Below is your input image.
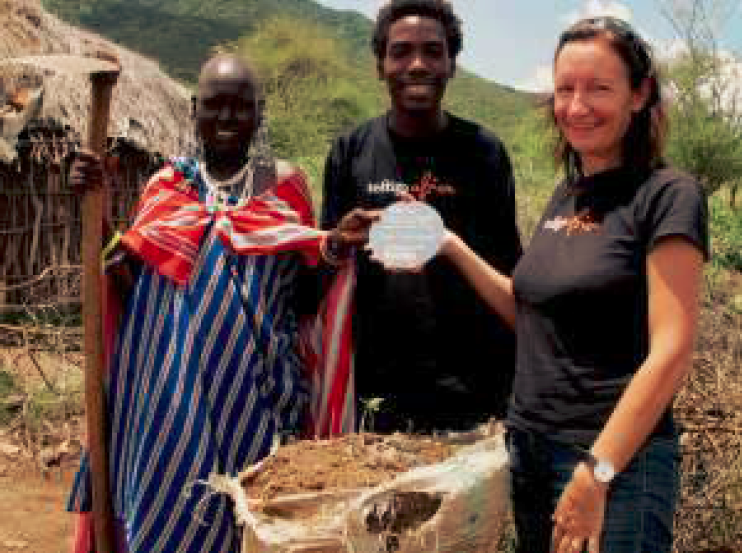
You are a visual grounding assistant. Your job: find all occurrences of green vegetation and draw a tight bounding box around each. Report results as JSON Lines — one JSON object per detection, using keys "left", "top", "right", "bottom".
{"left": 205, "top": 12, "right": 539, "bottom": 200}
{"left": 507, "top": 107, "right": 558, "bottom": 241}
{"left": 0, "top": 367, "right": 20, "bottom": 425}
{"left": 659, "top": 0, "right": 742, "bottom": 209}
{"left": 222, "top": 17, "right": 383, "bottom": 165}
{"left": 359, "top": 396, "right": 385, "bottom": 434}
{"left": 445, "top": 73, "right": 538, "bottom": 146}
{"left": 665, "top": 51, "right": 742, "bottom": 201}
{"left": 35, "top": 0, "right": 742, "bottom": 263}
{"left": 41, "top": 0, "right": 540, "bottom": 187}
{"left": 42, "top": 0, "right": 373, "bottom": 82}
{"left": 709, "top": 194, "right": 742, "bottom": 272}
{"left": 26, "top": 386, "right": 83, "bottom": 424}
{"left": 6, "top": 5, "right": 742, "bottom": 549}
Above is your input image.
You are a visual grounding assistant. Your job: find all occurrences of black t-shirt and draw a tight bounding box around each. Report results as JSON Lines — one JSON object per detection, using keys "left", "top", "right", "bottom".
{"left": 509, "top": 165, "right": 709, "bottom": 445}
{"left": 321, "top": 113, "right": 522, "bottom": 429}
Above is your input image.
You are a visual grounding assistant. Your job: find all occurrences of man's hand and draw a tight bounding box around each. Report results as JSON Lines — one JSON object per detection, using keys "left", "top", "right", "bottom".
{"left": 70, "top": 149, "right": 104, "bottom": 195}
{"left": 327, "top": 208, "right": 382, "bottom": 260}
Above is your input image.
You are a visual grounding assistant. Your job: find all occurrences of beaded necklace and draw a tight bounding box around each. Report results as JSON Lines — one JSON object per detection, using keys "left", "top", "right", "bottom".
{"left": 200, "top": 160, "right": 255, "bottom": 211}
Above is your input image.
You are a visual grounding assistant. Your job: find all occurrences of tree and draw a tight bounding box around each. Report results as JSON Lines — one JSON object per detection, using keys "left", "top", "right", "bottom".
{"left": 660, "top": 0, "right": 742, "bottom": 207}
{"left": 216, "top": 16, "right": 381, "bottom": 167}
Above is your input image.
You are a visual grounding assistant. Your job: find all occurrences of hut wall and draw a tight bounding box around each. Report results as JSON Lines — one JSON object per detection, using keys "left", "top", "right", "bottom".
{"left": 0, "top": 141, "right": 159, "bottom": 317}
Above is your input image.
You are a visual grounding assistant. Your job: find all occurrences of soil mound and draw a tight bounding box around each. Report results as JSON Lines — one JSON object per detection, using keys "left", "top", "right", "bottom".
{"left": 245, "top": 433, "right": 457, "bottom": 502}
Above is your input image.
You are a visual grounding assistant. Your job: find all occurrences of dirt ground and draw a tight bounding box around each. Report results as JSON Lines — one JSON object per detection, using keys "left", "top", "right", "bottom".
{"left": 2, "top": 337, "right": 741, "bottom": 553}
{"left": 0, "top": 433, "right": 463, "bottom": 553}
{"left": 0, "top": 345, "right": 83, "bottom": 553}
{"left": 0, "top": 457, "right": 78, "bottom": 553}
{"left": 0, "top": 344, "right": 484, "bottom": 552}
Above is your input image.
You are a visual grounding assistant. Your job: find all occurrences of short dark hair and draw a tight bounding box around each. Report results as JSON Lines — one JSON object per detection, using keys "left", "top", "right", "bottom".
{"left": 548, "top": 16, "right": 667, "bottom": 180}
{"left": 372, "top": 0, "right": 463, "bottom": 62}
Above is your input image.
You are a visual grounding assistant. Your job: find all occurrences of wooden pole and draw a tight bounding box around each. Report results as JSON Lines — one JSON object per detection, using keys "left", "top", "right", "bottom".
{"left": 83, "top": 68, "right": 119, "bottom": 553}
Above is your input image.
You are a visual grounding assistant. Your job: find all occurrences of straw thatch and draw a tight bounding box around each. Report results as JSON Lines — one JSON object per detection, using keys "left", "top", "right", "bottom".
{"left": 0, "top": 0, "right": 197, "bottom": 314}
{"left": 0, "top": 0, "right": 195, "bottom": 161}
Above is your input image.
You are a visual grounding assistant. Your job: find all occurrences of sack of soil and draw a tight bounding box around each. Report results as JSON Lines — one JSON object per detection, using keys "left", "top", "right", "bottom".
{"left": 207, "top": 426, "right": 510, "bottom": 552}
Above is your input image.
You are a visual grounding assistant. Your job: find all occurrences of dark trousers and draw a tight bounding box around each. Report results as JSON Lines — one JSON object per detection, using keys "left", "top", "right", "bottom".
{"left": 506, "top": 427, "right": 680, "bottom": 553}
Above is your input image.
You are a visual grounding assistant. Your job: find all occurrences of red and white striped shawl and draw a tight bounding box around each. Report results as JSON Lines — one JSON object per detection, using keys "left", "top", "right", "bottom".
{"left": 116, "top": 161, "right": 356, "bottom": 437}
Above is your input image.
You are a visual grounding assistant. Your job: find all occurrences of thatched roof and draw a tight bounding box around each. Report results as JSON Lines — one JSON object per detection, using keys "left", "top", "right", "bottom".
{"left": 0, "top": 0, "right": 195, "bottom": 162}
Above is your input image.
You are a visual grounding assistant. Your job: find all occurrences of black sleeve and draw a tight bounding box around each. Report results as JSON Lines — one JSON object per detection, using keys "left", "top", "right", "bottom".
{"left": 475, "top": 138, "right": 523, "bottom": 274}
{"left": 293, "top": 262, "right": 323, "bottom": 316}
{"left": 320, "top": 137, "right": 355, "bottom": 231}
{"left": 641, "top": 171, "right": 710, "bottom": 261}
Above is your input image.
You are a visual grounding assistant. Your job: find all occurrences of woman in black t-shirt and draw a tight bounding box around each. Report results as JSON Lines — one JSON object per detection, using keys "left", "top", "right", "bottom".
{"left": 437, "top": 17, "right": 707, "bottom": 553}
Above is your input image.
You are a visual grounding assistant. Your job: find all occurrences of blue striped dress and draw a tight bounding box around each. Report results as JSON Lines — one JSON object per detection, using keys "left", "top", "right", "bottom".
{"left": 69, "top": 166, "right": 309, "bottom": 552}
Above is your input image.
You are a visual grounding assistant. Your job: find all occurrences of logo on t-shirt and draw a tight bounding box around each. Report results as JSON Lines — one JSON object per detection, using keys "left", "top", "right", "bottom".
{"left": 365, "top": 172, "right": 456, "bottom": 202}
{"left": 409, "top": 171, "right": 456, "bottom": 201}
{"left": 367, "top": 180, "right": 409, "bottom": 194}
{"left": 543, "top": 208, "right": 601, "bottom": 235}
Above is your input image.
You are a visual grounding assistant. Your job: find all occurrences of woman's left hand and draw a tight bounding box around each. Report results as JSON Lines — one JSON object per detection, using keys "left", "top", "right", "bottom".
{"left": 551, "top": 462, "right": 607, "bottom": 553}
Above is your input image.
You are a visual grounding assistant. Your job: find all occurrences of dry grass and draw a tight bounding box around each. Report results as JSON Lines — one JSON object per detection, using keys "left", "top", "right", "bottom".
{"left": 674, "top": 269, "right": 742, "bottom": 553}
{"left": 0, "top": 267, "right": 739, "bottom": 552}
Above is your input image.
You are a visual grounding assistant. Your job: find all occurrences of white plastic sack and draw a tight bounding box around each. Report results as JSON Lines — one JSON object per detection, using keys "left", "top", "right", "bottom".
{"left": 345, "top": 435, "right": 511, "bottom": 552}
{"left": 213, "top": 432, "right": 510, "bottom": 552}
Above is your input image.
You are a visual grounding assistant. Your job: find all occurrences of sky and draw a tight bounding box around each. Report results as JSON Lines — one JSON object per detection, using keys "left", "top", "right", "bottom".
{"left": 314, "top": 0, "right": 742, "bottom": 92}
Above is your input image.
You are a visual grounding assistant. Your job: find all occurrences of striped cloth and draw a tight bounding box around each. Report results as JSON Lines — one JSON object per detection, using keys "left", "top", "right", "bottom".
{"left": 300, "top": 261, "right": 357, "bottom": 438}
{"left": 117, "top": 160, "right": 323, "bottom": 284}
{"left": 68, "top": 158, "right": 356, "bottom": 552}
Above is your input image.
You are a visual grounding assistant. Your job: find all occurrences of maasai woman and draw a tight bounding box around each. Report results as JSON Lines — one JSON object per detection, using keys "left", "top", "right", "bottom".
{"left": 67, "top": 54, "right": 376, "bottom": 553}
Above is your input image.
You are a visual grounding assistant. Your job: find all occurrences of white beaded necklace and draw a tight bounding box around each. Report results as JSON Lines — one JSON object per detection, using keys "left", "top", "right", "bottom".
{"left": 200, "top": 160, "right": 255, "bottom": 209}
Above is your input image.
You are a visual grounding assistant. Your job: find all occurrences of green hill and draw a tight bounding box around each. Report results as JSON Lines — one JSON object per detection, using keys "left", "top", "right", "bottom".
{"left": 41, "top": 0, "right": 538, "bottom": 137}
{"left": 41, "top": 0, "right": 377, "bottom": 82}
{"left": 41, "top": 0, "right": 546, "bottom": 198}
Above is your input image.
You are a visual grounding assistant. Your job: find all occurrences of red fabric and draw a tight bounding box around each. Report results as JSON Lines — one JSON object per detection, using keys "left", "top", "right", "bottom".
{"left": 71, "top": 162, "right": 356, "bottom": 552}
{"left": 119, "top": 164, "right": 324, "bottom": 286}
{"left": 72, "top": 513, "right": 93, "bottom": 553}
{"left": 71, "top": 270, "right": 125, "bottom": 553}
{"left": 300, "top": 263, "right": 357, "bottom": 438}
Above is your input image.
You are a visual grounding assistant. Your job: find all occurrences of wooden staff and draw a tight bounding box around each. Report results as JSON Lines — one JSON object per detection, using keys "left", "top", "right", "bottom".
{"left": 0, "top": 53, "right": 122, "bottom": 552}
{"left": 83, "top": 65, "right": 120, "bottom": 553}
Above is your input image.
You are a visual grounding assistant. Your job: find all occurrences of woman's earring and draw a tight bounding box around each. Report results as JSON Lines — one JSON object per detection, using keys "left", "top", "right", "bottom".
{"left": 187, "top": 128, "right": 203, "bottom": 160}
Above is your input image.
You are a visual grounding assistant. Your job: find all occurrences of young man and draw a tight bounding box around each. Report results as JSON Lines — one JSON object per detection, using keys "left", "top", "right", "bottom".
{"left": 321, "top": 0, "right": 522, "bottom": 432}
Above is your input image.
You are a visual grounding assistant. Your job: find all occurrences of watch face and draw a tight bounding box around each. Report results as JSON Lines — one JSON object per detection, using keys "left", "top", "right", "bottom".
{"left": 594, "top": 459, "right": 616, "bottom": 483}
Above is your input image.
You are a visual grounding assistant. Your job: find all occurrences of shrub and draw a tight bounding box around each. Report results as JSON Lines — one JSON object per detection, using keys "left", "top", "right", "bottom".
{"left": 0, "top": 367, "right": 21, "bottom": 425}
{"left": 709, "top": 194, "right": 742, "bottom": 272}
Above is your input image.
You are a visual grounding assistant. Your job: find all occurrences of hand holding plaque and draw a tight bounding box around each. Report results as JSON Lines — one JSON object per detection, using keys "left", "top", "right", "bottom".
{"left": 368, "top": 201, "right": 445, "bottom": 270}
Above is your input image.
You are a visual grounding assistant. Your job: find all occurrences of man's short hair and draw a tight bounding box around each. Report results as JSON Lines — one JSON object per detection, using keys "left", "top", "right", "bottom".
{"left": 372, "top": 0, "right": 463, "bottom": 61}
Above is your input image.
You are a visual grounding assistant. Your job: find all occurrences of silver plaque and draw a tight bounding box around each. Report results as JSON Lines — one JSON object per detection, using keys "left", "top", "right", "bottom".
{"left": 368, "top": 201, "right": 445, "bottom": 269}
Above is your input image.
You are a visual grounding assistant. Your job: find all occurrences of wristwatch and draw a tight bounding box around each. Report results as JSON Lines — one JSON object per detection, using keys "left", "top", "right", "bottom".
{"left": 586, "top": 454, "right": 617, "bottom": 484}
{"left": 568, "top": 443, "right": 618, "bottom": 484}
